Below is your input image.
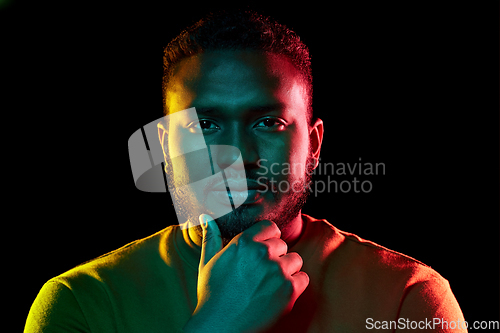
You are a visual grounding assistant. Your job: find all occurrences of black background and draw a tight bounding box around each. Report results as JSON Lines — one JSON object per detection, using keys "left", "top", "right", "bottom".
{"left": 5, "top": 1, "right": 498, "bottom": 331}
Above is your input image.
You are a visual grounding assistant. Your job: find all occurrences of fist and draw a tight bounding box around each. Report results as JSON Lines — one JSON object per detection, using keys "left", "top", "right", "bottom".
{"left": 184, "top": 216, "right": 309, "bottom": 333}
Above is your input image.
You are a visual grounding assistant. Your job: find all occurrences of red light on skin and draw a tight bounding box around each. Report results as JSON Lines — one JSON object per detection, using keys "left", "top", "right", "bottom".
{"left": 163, "top": 49, "right": 322, "bottom": 246}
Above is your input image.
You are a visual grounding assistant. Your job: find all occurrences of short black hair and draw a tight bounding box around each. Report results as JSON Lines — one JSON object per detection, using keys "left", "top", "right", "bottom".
{"left": 162, "top": 9, "right": 313, "bottom": 123}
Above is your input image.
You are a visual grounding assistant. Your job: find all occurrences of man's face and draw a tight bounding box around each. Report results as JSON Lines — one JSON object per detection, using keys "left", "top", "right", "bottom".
{"left": 161, "top": 50, "right": 321, "bottom": 243}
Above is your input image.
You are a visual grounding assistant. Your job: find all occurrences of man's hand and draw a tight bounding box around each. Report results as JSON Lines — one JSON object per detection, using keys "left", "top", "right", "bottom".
{"left": 183, "top": 214, "right": 309, "bottom": 333}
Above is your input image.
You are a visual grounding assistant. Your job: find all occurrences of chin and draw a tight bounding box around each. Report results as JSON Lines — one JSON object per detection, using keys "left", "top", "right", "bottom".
{"left": 214, "top": 205, "right": 265, "bottom": 239}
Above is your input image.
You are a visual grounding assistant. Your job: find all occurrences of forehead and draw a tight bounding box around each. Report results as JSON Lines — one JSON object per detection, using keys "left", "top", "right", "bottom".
{"left": 165, "top": 50, "right": 308, "bottom": 115}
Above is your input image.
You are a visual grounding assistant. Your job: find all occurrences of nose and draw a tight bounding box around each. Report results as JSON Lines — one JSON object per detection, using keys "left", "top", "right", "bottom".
{"left": 211, "top": 126, "right": 258, "bottom": 171}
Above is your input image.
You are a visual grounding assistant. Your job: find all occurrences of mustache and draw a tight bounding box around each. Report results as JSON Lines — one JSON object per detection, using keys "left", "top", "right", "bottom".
{"left": 203, "top": 169, "right": 271, "bottom": 194}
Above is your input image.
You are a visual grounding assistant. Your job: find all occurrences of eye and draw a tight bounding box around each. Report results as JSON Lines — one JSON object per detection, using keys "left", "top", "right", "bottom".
{"left": 254, "top": 118, "right": 286, "bottom": 131}
{"left": 187, "top": 120, "right": 220, "bottom": 134}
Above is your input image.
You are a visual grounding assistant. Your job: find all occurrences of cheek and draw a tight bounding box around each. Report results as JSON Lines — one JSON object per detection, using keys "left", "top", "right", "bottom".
{"left": 167, "top": 111, "right": 207, "bottom": 159}
{"left": 259, "top": 130, "right": 310, "bottom": 179}
{"left": 169, "top": 149, "right": 213, "bottom": 187}
{"left": 286, "top": 123, "right": 311, "bottom": 176}
{"left": 167, "top": 125, "right": 211, "bottom": 186}
{"left": 288, "top": 139, "right": 309, "bottom": 177}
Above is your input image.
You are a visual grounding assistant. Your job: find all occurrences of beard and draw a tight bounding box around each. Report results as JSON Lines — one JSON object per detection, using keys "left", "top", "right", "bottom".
{"left": 213, "top": 158, "right": 313, "bottom": 244}
{"left": 165, "top": 153, "right": 314, "bottom": 246}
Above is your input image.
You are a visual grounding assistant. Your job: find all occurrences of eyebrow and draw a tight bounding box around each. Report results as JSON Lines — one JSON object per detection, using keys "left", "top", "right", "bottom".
{"left": 195, "top": 103, "right": 285, "bottom": 115}
{"left": 248, "top": 103, "right": 285, "bottom": 113}
{"left": 194, "top": 107, "right": 217, "bottom": 114}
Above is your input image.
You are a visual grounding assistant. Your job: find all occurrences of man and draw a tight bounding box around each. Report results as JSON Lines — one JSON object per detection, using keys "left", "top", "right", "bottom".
{"left": 26, "top": 10, "right": 466, "bottom": 332}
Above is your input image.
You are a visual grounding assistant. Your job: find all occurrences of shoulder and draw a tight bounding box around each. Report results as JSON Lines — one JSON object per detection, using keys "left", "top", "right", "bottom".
{"left": 301, "top": 213, "right": 448, "bottom": 288}
{"left": 301, "top": 214, "right": 464, "bottom": 322}
{"left": 47, "top": 225, "right": 179, "bottom": 292}
{"left": 25, "top": 279, "right": 92, "bottom": 332}
{"left": 26, "top": 226, "right": 180, "bottom": 332}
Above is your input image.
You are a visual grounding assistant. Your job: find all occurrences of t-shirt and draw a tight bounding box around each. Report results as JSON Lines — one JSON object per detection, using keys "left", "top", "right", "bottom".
{"left": 25, "top": 214, "right": 466, "bottom": 332}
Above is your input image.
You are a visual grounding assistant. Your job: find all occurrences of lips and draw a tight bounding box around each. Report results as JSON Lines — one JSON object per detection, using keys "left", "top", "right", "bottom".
{"left": 210, "top": 179, "right": 266, "bottom": 191}
{"left": 207, "top": 178, "right": 266, "bottom": 206}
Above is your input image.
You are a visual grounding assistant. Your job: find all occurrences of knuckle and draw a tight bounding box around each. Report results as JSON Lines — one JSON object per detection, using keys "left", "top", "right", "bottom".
{"left": 272, "top": 223, "right": 282, "bottom": 237}
{"left": 296, "top": 271, "right": 310, "bottom": 290}
{"left": 238, "top": 232, "right": 252, "bottom": 246}
{"left": 285, "top": 252, "right": 302, "bottom": 266}
{"left": 261, "top": 219, "right": 279, "bottom": 232}
{"left": 260, "top": 219, "right": 274, "bottom": 227}
{"left": 277, "top": 238, "right": 288, "bottom": 253}
{"left": 256, "top": 242, "right": 270, "bottom": 258}
{"left": 291, "top": 252, "right": 303, "bottom": 265}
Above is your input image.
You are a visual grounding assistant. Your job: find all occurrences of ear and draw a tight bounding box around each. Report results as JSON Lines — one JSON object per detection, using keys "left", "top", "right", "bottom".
{"left": 157, "top": 121, "right": 168, "bottom": 162}
{"left": 309, "top": 118, "right": 324, "bottom": 169}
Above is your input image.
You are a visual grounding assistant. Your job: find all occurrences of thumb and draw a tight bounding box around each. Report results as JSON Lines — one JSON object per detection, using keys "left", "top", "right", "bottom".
{"left": 199, "top": 214, "right": 223, "bottom": 270}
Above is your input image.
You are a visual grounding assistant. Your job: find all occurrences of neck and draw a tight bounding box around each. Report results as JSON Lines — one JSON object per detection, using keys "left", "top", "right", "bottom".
{"left": 187, "top": 212, "right": 305, "bottom": 249}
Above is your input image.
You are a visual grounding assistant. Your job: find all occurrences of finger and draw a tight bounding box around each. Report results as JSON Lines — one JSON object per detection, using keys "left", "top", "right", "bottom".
{"left": 289, "top": 271, "right": 310, "bottom": 308}
{"left": 248, "top": 220, "right": 281, "bottom": 242}
{"left": 276, "top": 252, "right": 304, "bottom": 277}
{"left": 291, "top": 271, "right": 309, "bottom": 297}
{"left": 262, "top": 237, "right": 288, "bottom": 259}
{"left": 199, "top": 214, "right": 223, "bottom": 271}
